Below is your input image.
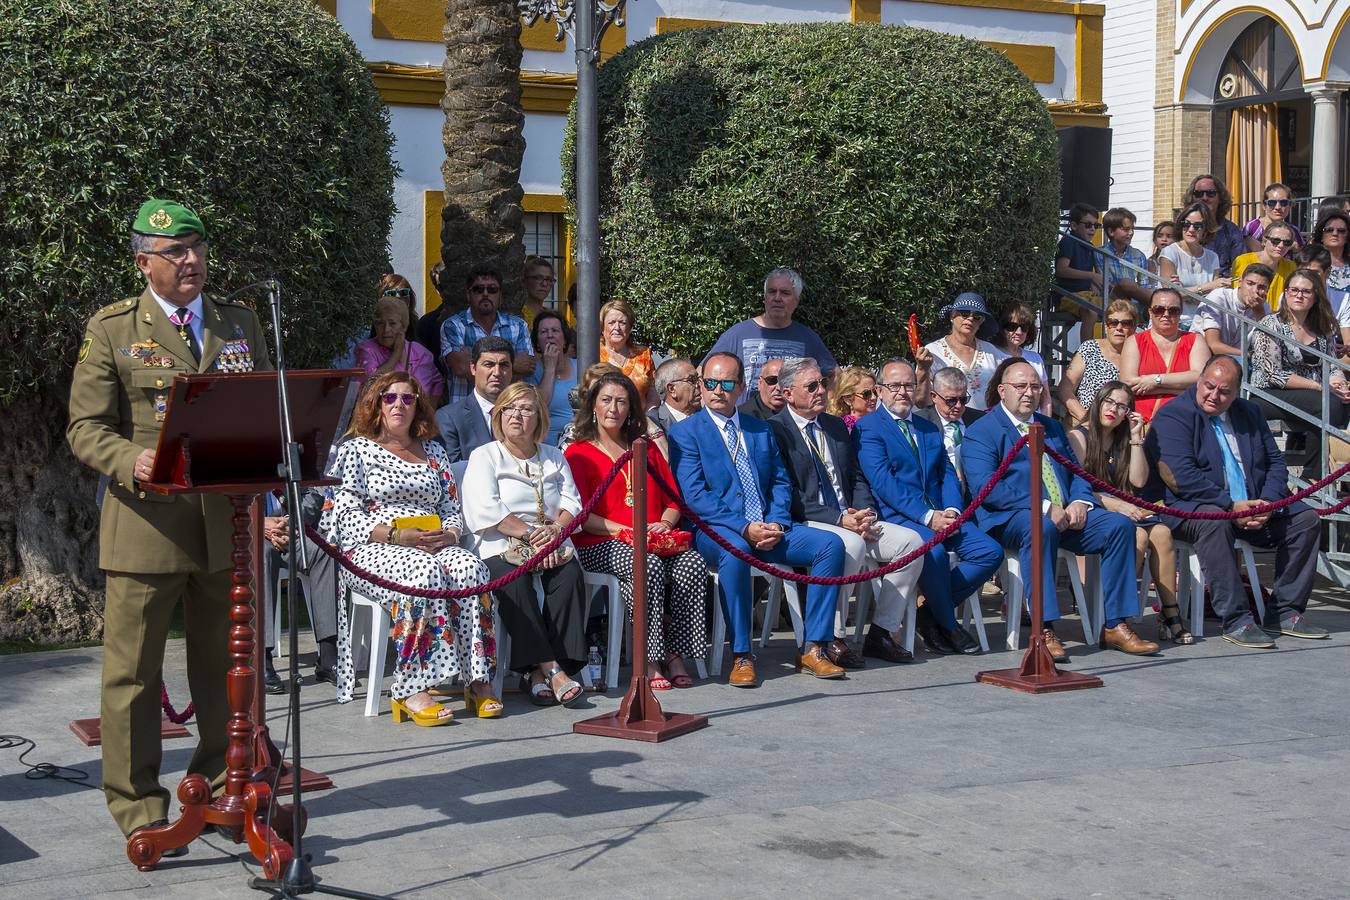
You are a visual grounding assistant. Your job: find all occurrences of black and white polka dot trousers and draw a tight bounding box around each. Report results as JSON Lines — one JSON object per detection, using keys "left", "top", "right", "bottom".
{"left": 576, "top": 540, "right": 710, "bottom": 662}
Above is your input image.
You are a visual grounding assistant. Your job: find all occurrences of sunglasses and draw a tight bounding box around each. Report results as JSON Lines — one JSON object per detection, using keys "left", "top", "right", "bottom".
{"left": 702, "top": 377, "right": 738, "bottom": 392}
{"left": 381, "top": 392, "right": 418, "bottom": 406}
{"left": 1150, "top": 305, "right": 1181, "bottom": 316}
{"left": 1002, "top": 321, "right": 1029, "bottom": 332}
{"left": 1265, "top": 198, "right": 1290, "bottom": 208}
{"left": 1076, "top": 221, "right": 1100, "bottom": 231}
{"left": 951, "top": 310, "right": 985, "bottom": 320}
{"left": 470, "top": 284, "right": 501, "bottom": 295}
{"left": 937, "top": 394, "right": 969, "bottom": 406}
{"left": 1180, "top": 220, "right": 1205, "bottom": 231}
{"left": 1323, "top": 226, "right": 1349, "bottom": 236}
{"left": 853, "top": 389, "right": 876, "bottom": 401}
{"left": 1106, "top": 318, "right": 1135, "bottom": 328}
{"left": 1265, "top": 236, "right": 1294, "bottom": 247}
{"left": 800, "top": 379, "right": 826, "bottom": 393}
{"left": 761, "top": 374, "right": 780, "bottom": 386}
{"left": 1193, "top": 189, "right": 1218, "bottom": 198}
{"left": 382, "top": 287, "right": 412, "bottom": 298}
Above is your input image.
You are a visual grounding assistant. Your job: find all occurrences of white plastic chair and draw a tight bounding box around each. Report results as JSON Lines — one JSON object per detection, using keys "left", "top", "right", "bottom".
{"left": 346, "top": 587, "right": 392, "bottom": 718}
{"left": 708, "top": 571, "right": 800, "bottom": 676}
{"left": 1000, "top": 548, "right": 1100, "bottom": 650}
{"left": 270, "top": 565, "right": 313, "bottom": 652}
{"left": 582, "top": 567, "right": 709, "bottom": 689}
{"left": 492, "top": 575, "right": 597, "bottom": 699}
{"left": 1174, "top": 539, "right": 1266, "bottom": 639}
{"left": 849, "top": 580, "right": 919, "bottom": 655}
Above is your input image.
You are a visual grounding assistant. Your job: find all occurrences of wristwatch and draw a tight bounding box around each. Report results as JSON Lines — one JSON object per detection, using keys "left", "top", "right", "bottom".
{"left": 1153, "top": 374, "right": 1163, "bottom": 386}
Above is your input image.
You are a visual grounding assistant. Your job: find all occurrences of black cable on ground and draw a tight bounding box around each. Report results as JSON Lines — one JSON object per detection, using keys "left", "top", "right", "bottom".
{"left": 0, "top": 734, "right": 93, "bottom": 786}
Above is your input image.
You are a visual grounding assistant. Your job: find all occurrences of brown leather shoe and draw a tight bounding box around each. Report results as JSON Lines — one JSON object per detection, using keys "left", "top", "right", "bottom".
{"left": 797, "top": 644, "right": 846, "bottom": 679}
{"left": 1100, "top": 622, "right": 1161, "bottom": 656}
{"left": 824, "top": 638, "right": 866, "bottom": 669}
{"left": 1041, "top": 628, "right": 1069, "bottom": 662}
{"left": 728, "top": 655, "right": 758, "bottom": 688}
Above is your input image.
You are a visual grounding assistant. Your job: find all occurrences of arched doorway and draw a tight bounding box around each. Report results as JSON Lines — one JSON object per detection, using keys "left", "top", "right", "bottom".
{"left": 1211, "top": 18, "right": 1307, "bottom": 221}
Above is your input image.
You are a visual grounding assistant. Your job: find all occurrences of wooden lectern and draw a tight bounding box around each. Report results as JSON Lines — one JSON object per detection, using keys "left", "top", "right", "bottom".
{"left": 124, "top": 369, "right": 356, "bottom": 878}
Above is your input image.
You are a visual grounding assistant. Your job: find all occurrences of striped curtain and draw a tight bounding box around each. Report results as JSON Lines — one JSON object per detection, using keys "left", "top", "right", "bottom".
{"left": 1225, "top": 103, "right": 1282, "bottom": 211}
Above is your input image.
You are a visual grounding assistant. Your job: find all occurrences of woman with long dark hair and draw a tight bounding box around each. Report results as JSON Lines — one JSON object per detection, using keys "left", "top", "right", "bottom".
{"left": 1067, "top": 381, "right": 1189, "bottom": 644}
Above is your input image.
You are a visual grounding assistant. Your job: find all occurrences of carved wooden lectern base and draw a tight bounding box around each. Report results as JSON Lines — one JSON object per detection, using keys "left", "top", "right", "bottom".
{"left": 126, "top": 496, "right": 302, "bottom": 878}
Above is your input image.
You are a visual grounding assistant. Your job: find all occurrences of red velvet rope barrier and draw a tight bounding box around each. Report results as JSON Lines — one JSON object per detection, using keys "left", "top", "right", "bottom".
{"left": 644, "top": 436, "right": 1029, "bottom": 586}
{"left": 302, "top": 448, "right": 634, "bottom": 600}
{"left": 161, "top": 682, "right": 193, "bottom": 724}
{"left": 1042, "top": 445, "right": 1350, "bottom": 519}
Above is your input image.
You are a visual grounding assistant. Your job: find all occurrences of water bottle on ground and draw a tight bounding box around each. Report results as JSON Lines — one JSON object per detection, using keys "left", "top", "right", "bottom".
{"left": 586, "top": 645, "right": 603, "bottom": 685}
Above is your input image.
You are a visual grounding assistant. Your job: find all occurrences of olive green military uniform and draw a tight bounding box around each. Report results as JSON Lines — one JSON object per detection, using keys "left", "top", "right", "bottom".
{"left": 67, "top": 286, "right": 272, "bottom": 837}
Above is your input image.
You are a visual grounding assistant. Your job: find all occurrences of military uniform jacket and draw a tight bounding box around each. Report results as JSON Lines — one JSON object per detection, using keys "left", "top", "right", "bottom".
{"left": 67, "top": 288, "right": 273, "bottom": 573}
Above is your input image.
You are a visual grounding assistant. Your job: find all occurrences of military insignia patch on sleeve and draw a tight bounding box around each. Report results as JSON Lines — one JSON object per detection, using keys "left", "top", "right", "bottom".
{"left": 78, "top": 337, "right": 92, "bottom": 364}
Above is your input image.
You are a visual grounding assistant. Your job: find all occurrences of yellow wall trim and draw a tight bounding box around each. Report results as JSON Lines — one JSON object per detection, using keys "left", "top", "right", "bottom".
{"left": 897, "top": 0, "right": 1103, "bottom": 18}
{"left": 851, "top": 0, "right": 882, "bottom": 23}
{"left": 1075, "top": 12, "right": 1103, "bottom": 104}
{"left": 521, "top": 72, "right": 578, "bottom": 112}
{"left": 985, "top": 41, "right": 1057, "bottom": 84}
{"left": 523, "top": 193, "right": 566, "bottom": 214}
{"left": 655, "top": 16, "right": 749, "bottom": 34}
{"left": 313, "top": 0, "right": 335, "bottom": 14}
{"left": 369, "top": 63, "right": 580, "bottom": 111}
{"left": 520, "top": 19, "right": 567, "bottom": 53}
{"left": 423, "top": 190, "right": 444, "bottom": 312}
{"left": 374, "top": 0, "right": 623, "bottom": 55}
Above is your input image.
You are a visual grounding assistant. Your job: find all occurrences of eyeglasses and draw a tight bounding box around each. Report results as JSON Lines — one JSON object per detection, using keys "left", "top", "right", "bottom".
{"left": 853, "top": 389, "right": 876, "bottom": 402}
{"left": 1150, "top": 305, "right": 1182, "bottom": 316}
{"left": 501, "top": 405, "right": 538, "bottom": 419}
{"left": 878, "top": 381, "right": 916, "bottom": 393}
{"left": 1180, "top": 220, "right": 1205, "bottom": 231}
{"left": 951, "top": 310, "right": 985, "bottom": 320}
{"left": 800, "top": 379, "right": 826, "bottom": 393}
{"left": 702, "top": 377, "right": 738, "bottom": 392}
{"left": 1106, "top": 318, "right": 1135, "bottom": 328}
{"left": 381, "top": 392, "right": 418, "bottom": 406}
{"left": 674, "top": 374, "right": 700, "bottom": 386}
{"left": 937, "top": 394, "right": 969, "bottom": 406}
{"left": 1100, "top": 398, "right": 1130, "bottom": 413}
{"left": 1004, "top": 382, "right": 1043, "bottom": 394}
{"left": 1001, "top": 321, "right": 1029, "bottom": 332}
{"left": 1265, "top": 236, "right": 1294, "bottom": 247}
{"left": 382, "top": 287, "right": 412, "bottom": 298}
{"left": 1265, "top": 198, "right": 1291, "bottom": 208}
{"left": 1323, "top": 226, "right": 1349, "bottom": 236}
{"left": 1193, "top": 189, "right": 1218, "bottom": 198}
{"left": 141, "top": 240, "right": 209, "bottom": 263}
{"left": 470, "top": 284, "right": 501, "bottom": 295}
{"left": 1076, "top": 221, "right": 1100, "bottom": 231}
{"left": 1284, "top": 286, "right": 1314, "bottom": 297}
{"left": 761, "top": 374, "right": 780, "bottom": 386}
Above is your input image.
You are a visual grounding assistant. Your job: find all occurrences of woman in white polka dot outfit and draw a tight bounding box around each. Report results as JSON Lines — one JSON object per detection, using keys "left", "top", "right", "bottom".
{"left": 325, "top": 371, "right": 500, "bottom": 726}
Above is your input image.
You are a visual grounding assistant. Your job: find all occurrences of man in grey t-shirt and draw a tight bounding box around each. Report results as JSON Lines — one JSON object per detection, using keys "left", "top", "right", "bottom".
{"left": 1192, "top": 264, "right": 1272, "bottom": 357}
{"left": 706, "top": 267, "right": 838, "bottom": 399}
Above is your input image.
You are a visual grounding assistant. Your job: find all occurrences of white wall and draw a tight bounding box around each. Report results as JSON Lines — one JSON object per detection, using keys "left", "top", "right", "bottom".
{"left": 1102, "top": 0, "right": 1157, "bottom": 233}
{"left": 387, "top": 105, "right": 446, "bottom": 290}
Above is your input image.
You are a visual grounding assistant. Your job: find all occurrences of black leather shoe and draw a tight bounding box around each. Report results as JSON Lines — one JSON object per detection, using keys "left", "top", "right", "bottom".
{"left": 824, "top": 638, "right": 866, "bottom": 670}
{"left": 129, "top": 819, "right": 187, "bottom": 857}
{"left": 862, "top": 624, "right": 913, "bottom": 663}
{"left": 915, "top": 616, "right": 956, "bottom": 655}
{"left": 313, "top": 665, "right": 338, "bottom": 686}
{"left": 941, "top": 625, "right": 981, "bottom": 654}
{"left": 263, "top": 659, "right": 285, "bottom": 695}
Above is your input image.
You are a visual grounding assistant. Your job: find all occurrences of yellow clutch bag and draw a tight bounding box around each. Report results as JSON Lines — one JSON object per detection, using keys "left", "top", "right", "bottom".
{"left": 392, "top": 515, "right": 441, "bottom": 532}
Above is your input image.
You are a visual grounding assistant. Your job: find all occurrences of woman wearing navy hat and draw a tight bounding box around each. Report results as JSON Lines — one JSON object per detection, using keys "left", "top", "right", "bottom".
{"left": 917, "top": 292, "right": 1008, "bottom": 412}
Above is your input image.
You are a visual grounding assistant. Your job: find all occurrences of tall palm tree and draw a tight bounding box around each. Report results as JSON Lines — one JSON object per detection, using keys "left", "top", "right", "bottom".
{"left": 441, "top": 0, "right": 527, "bottom": 313}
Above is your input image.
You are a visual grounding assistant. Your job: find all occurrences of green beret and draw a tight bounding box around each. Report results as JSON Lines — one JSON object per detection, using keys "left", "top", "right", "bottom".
{"left": 132, "top": 198, "right": 207, "bottom": 239}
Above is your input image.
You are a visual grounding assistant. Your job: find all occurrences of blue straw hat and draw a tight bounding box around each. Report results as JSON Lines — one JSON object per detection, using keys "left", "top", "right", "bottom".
{"left": 938, "top": 292, "right": 993, "bottom": 320}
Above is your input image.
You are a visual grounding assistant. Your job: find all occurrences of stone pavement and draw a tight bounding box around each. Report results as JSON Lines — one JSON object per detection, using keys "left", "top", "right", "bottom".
{"left": 3, "top": 597, "right": 1349, "bottom": 899}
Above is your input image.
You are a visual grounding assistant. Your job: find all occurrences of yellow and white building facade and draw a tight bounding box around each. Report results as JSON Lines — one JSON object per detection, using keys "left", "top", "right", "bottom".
{"left": 318, "top": 0, "right": 1108, "bottom": 312}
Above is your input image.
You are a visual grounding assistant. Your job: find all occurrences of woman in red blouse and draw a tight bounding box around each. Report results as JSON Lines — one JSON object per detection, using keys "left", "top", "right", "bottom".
{"left": 564, "top": 372, "right": 709, "bottom": 689}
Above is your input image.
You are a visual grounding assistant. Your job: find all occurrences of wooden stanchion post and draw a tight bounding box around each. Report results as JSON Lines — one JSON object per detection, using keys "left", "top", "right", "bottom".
{"left": 976, "top": 423, "right": 1103, "bottom": 693}
{"left": 575, "top": 438, "right": 709, "bottom": 741}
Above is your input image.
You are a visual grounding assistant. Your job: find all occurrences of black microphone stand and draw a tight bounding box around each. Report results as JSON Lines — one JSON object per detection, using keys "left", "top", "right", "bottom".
{"left": 249, "top": 279, "right": 382, "bottom": 900}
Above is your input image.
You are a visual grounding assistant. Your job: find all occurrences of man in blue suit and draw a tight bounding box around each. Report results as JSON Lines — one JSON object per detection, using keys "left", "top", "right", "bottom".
{"left": 434, "top": 336, "right": 513, "bottom": 463}
{"left": 669, "top": 352, "right": 847, "bottom": 687}
{"left": 855, "top": 359, "right": 998, "bottom": 654}
{"left": 1147, "top": 357, "right": 1326, "bottom": 647}
{"left": 963, "top": 359, "right": 1160, "bottom": 660}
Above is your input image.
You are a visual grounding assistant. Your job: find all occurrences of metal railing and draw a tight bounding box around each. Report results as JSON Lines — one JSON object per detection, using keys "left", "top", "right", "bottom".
{"left": 1052, "top": 230, "right": 1350, "bottom": 581}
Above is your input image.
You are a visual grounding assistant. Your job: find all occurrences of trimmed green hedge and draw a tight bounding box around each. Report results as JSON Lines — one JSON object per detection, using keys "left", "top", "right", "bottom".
{"left": 565, "top": 23, "right": 1061, "bottom": 361}
{"left": 0, "top": 0, "right": 396, "bottom": 399}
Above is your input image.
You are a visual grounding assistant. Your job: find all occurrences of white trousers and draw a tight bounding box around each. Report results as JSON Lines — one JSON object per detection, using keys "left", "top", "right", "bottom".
{"left": 805, "top": 519, "right": 924, "bottom": 634}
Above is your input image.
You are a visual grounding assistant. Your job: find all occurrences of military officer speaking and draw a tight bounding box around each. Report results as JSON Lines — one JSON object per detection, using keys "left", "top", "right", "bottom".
{"left": 66, "top": 199, "right": 272, "bottom": 845}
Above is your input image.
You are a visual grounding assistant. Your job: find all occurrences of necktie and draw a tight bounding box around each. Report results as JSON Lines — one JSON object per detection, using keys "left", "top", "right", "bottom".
{"left": 805, "top": 422, "right": 841, "bottom": 512}
{"left": 1210, "top": 416, "right": 1248, "bottom": 501}
{"left": 725, "top": 419, "right": 765, "bottom": 523}
{"left": 1018, "top": 422, "right": 1064, "bottom": 507}
{"left": 947, "top": 421, "right": 963, "bottom": 446}
{"left": 898, "top": 418, "right": 919, "bottom": 455}
{"left": 171, "top": 307, "right": 200, "bottom": 362}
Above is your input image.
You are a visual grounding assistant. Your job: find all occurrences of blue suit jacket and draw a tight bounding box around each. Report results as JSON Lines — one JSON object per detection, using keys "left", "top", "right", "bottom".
{"left": 962, "top": 407, "right": 1094, "bottom": 532}
{"left": 1145, "top": 386, "right": 1301, "bottom": 525}
{"left": 668, "top": 408, "right": 794, "bottom": 537}
{"left": 435, "top": 394, "right": 492, "bottom": 464}
{"left": 853, "top": 407, "right": 963, "bottom": 527}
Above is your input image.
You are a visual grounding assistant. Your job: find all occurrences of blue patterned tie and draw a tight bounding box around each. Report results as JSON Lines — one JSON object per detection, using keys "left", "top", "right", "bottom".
{"left": 725, "top": 419, "right": 765, "bottom": 522}
{"left": 1210, "top": 416, "right": 1248, "bottom": 501}
{"left": 805, "top": 422, "right": 841, "bottom": 512}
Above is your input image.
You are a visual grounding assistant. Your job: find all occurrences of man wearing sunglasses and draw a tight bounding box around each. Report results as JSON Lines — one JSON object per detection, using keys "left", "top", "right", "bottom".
{"left": 737, "top": 357, "right": 786, "bottom": 421}
{"left": 770, "top": 357, "right": 925, "bottom": 666}
{"left": 439, "top": 266, "right": 534, "bottom": 402}
{"left": 67, "top": 198, "right": 273, "bottom": 848}
{"left": 916, "top": 368, "right": 981, "bottom": 499}
{"left": 647, "top": 357, "right": 701, "bottom": 433}
{"left": 668, "top": 353, "right": 848, "bottom": 687}
{"left": 1183, "top": 174, "right": 1245, "bottom": 276}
